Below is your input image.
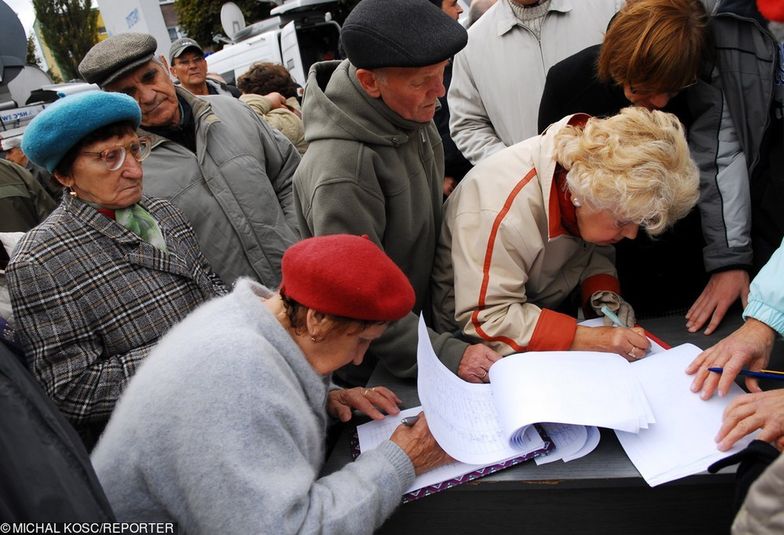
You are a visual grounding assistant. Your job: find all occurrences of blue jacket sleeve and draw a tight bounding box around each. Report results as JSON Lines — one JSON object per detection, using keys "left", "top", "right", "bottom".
{"left": 743, "top": 238, "right": 784, "bottom": 336}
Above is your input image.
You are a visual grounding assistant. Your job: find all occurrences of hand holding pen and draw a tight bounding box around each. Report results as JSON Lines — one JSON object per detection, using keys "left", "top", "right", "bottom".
{"left": 568, "top": 305, "right": 650, "bottom": 361}
{"left": 686, "top": 317, "right": 776, "bottom": 399}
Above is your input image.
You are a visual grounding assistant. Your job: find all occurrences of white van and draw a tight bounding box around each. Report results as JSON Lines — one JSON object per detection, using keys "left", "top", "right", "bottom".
{"left": 207, "top": 0, "right": 341, "bottom": 87}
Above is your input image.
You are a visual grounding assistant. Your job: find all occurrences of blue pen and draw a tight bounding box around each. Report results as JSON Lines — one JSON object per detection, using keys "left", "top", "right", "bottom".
{"left": 708, "top": 367, "right": 784, "bottom": 381}
{"left": 600, "top": 305, "right": 624, "bottom": 327}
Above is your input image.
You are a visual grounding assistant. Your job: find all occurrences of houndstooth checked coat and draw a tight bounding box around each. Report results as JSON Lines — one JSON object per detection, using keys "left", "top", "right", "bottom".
{"left": 7, "top": 194, "right": 226, "bottom": 438}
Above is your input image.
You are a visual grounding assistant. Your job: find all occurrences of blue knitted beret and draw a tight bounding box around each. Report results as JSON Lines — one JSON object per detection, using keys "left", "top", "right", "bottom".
{"left": 22, "top": 91, "right": 141, "bottom": 173}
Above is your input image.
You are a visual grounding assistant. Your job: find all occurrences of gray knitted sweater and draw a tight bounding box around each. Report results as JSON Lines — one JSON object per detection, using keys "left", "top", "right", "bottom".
{"left": 91, "top": 278, "right": 415, "bottom": 534}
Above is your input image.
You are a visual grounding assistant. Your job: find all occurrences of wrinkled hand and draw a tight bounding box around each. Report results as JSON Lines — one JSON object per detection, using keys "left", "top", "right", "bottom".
{"left": 390, "top": 413, "right": 453, "bottom": 475}
{"left": 443, "top": 176, "right": 458, "bottom": 197}
{"left": 686, "top": 270, "right": 750, "bottom": 335}
{"left": 327, "top": 386, "right": 401, "bottom": 422}
{"left": 716, "top": 389, "right": 784, "bottom": 451}
{"left": 263, "top": 91, "right": 287, "bottom": 110}
{"left": 590, "top": 290, "right": 636, "bottom": 327}
{"left": 686, "top": 318, "right": 775, "bottom": 399}
{"left": 458, "top": 343, "right": 502, "bottom": 383}
{"left": 572, "top": 325, "right": 650, "bottom": 362}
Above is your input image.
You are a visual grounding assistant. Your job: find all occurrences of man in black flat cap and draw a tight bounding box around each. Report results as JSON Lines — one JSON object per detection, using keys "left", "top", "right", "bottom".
{"left": 293, "top": 0, "right": 500, "bottom": 386}
{"left": 78, "top": 33, "right": 299, "bottom": 289}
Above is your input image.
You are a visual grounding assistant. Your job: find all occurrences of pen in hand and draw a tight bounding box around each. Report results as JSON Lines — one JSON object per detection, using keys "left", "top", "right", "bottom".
{"left": 708, "top": 367, "right": 784, "bottom": 381}
{"left": 600, "top": 305, "right": 624, "bottom": 328}
{"left": 401, "top": 413, "right": 421, "bottom": 427}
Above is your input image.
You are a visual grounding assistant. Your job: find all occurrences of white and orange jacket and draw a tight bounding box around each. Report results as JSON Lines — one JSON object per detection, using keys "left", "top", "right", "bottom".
{"left": 431, "top": 114, "right": 620, "bottom": 355}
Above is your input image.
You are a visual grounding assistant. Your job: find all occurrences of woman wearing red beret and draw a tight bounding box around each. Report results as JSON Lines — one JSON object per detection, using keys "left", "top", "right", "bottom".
{"left": 91, "top": 234, "right": 451, "bottom": 533}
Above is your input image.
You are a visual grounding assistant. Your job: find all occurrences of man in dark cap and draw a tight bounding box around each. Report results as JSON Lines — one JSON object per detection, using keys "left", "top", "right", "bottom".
{"left": 293, "top": 0, "right": 500, "bottom": 386}
{"left": 78, "top": 33, "right": 300, "bottom": 288}
{"left": 167, "top": 37, "right": 240, "bottom": 97}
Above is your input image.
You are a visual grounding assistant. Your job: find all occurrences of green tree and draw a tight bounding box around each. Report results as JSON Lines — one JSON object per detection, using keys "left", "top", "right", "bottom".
{"left": 26, "top": 35, "right": 42, "bottom": 68}
{"left": 175, "top": 0, "right": 271, "bottom": 51}
{"left": 33, "top": 0, "right": 98, "bottom": 81}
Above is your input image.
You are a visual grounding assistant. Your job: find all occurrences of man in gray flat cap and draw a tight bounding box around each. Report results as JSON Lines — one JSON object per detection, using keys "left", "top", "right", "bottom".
{"left": 167, "top": 37, "right": 240, "bottom": 97}
{"left": 79, "top": 33, "right": 299, "bottom": 288}
{"left": 293, "top": 0, "right": 500, "bottom": 386}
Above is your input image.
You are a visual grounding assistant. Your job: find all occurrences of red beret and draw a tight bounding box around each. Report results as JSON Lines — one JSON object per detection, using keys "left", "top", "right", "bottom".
{"left": 758, "top": 0, "right": 784, "bottom": 21}
{"left": 280, "top": 235, "right": 415, "bottom": 321}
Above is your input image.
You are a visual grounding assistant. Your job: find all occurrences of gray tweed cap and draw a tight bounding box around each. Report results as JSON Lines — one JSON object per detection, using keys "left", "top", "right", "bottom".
{"left": 78, "top": 33, "right": 158, "bottom": 87}
{"left": 341, "top": 0, "right": 467, "bottom": 69}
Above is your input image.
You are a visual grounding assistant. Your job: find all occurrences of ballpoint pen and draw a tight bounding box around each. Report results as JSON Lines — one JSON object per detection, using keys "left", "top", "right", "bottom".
{"left": 401, "top": 414, "right": 421, "bottom": 427}
{"left": 600, "top": 305, "right": 624, "bottom": 328}
{"left": 708, "top": 367, "right": 784, "bottom": 381}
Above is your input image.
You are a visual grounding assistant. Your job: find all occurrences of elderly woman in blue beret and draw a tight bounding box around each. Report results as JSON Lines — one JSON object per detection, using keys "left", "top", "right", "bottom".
{"left": 7, "top": 91, "right": 226, "bottom": 449}
{"left": 91, "top": 234, "right": 451, "bottom": 533}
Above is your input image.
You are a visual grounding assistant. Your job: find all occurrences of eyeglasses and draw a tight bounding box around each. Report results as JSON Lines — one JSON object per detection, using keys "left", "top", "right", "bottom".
{"left": 80, "top": 137, "right": 152, "bottom": 171}
{"left": 629, "top": 78, "right": 698, "bottom": 98}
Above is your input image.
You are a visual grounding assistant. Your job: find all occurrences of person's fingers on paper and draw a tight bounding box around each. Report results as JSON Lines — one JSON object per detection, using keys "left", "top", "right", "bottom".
{"left": 717, "top": 390, "right": 784, "bottom": 451}
{"left": 457, "top": 344, "right": 501, "bottom": 383}
{"left": 690, "top": 318, "right": 775, "bottom": 398}
{"left": 716, "top": 394, "right": 757, "bottom": 450}
{"left": 390, "top": 413, "right": 453, "bottom": 475}
{"left": 686, "top": 345, "right": 709, "bottom": 375}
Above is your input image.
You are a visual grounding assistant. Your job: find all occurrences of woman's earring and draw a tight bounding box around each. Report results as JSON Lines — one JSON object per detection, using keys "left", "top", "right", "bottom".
{"left": 310, "top": 335, "right": 322, "bottom": 343}
{"left": 571, "top": 197, "right": 581, "bottom": 207}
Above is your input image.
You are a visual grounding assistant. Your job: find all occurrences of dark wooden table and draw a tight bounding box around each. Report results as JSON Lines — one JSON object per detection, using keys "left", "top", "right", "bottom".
{"left": 322, "top": 311, "right": 784, "bottom": 534}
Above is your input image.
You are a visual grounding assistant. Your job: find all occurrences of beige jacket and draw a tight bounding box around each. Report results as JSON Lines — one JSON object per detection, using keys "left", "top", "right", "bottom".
{"left": 733, "top": 449, "right": 784, "bottom": 534}
{"left": 240, "top": 94, "right": 308, "bottom": 155}
{"left": 431, "top": 114, "right": 619, "bottom": 355}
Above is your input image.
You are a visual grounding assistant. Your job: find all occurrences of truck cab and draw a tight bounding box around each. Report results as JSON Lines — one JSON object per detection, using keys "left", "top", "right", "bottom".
{"left": 207, "top": 0, "right": 342, "bottom": 87}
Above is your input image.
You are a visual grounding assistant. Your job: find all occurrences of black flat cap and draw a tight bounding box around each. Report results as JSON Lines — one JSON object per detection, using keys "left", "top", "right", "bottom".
{"left": 78, "top": 33, "right": 158, "bottom": 87}
{"left": 341, "top": 0, "right": 467, "bottom": 69}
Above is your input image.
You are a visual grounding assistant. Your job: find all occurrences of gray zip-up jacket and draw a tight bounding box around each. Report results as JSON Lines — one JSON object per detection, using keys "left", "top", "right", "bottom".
{"left": 293, "top": 60, "right": 469, "bottom": 383}
{"left": 708, "top": 0, "right": 780, "bottom": 268}
{"left": 141, "top": 87, "right": 300, "bottom": 287}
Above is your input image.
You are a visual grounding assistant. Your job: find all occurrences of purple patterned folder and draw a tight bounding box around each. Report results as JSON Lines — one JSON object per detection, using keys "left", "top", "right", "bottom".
{"left": 351, "top": 424, "right": 553, "bottom": 503}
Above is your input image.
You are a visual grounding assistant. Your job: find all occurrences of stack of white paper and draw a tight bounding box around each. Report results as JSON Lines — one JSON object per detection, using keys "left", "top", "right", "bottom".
{"left": 357, "top": 406, "right": 546, "bottom": 497}
{"left": 615, "top": 343, "right": 754, "bottom": 486}
{"left": 359, "top": 317, "right": 754, "bottom": 491}
{"left": 534, "top": 424, "right": 601, "bottom": 465}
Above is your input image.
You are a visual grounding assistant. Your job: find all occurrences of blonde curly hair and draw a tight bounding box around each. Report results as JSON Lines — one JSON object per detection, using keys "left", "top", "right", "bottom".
{"left": 553, "top": 107, "right": 699, "bottom": 236}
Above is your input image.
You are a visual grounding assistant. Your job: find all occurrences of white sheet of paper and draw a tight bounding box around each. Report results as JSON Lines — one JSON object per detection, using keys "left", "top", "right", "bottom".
{"left": 488, "top": 351, "right": 653, "bottom": 435}
{"left": 415, "top": 316, "right": 545, "bottom": 465}
{"left": 534, "top": 423, "right": 588, "bottom": 465}
{"left": 356, "top": 407, "right": 537, "bottom": 493}
{"left": 615, "top": 343, "right": 755, "bottom": 486}
{"left": 563, "top": 425, "right": 601, "bottom": 462}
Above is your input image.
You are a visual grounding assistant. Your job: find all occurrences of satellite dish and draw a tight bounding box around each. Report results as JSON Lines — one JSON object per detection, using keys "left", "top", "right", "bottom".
{"left": 0, "top": 0, "right": 28, "bottom": 85}
{"left": 221, "top": 2, "right": 247, "bottom": 41}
